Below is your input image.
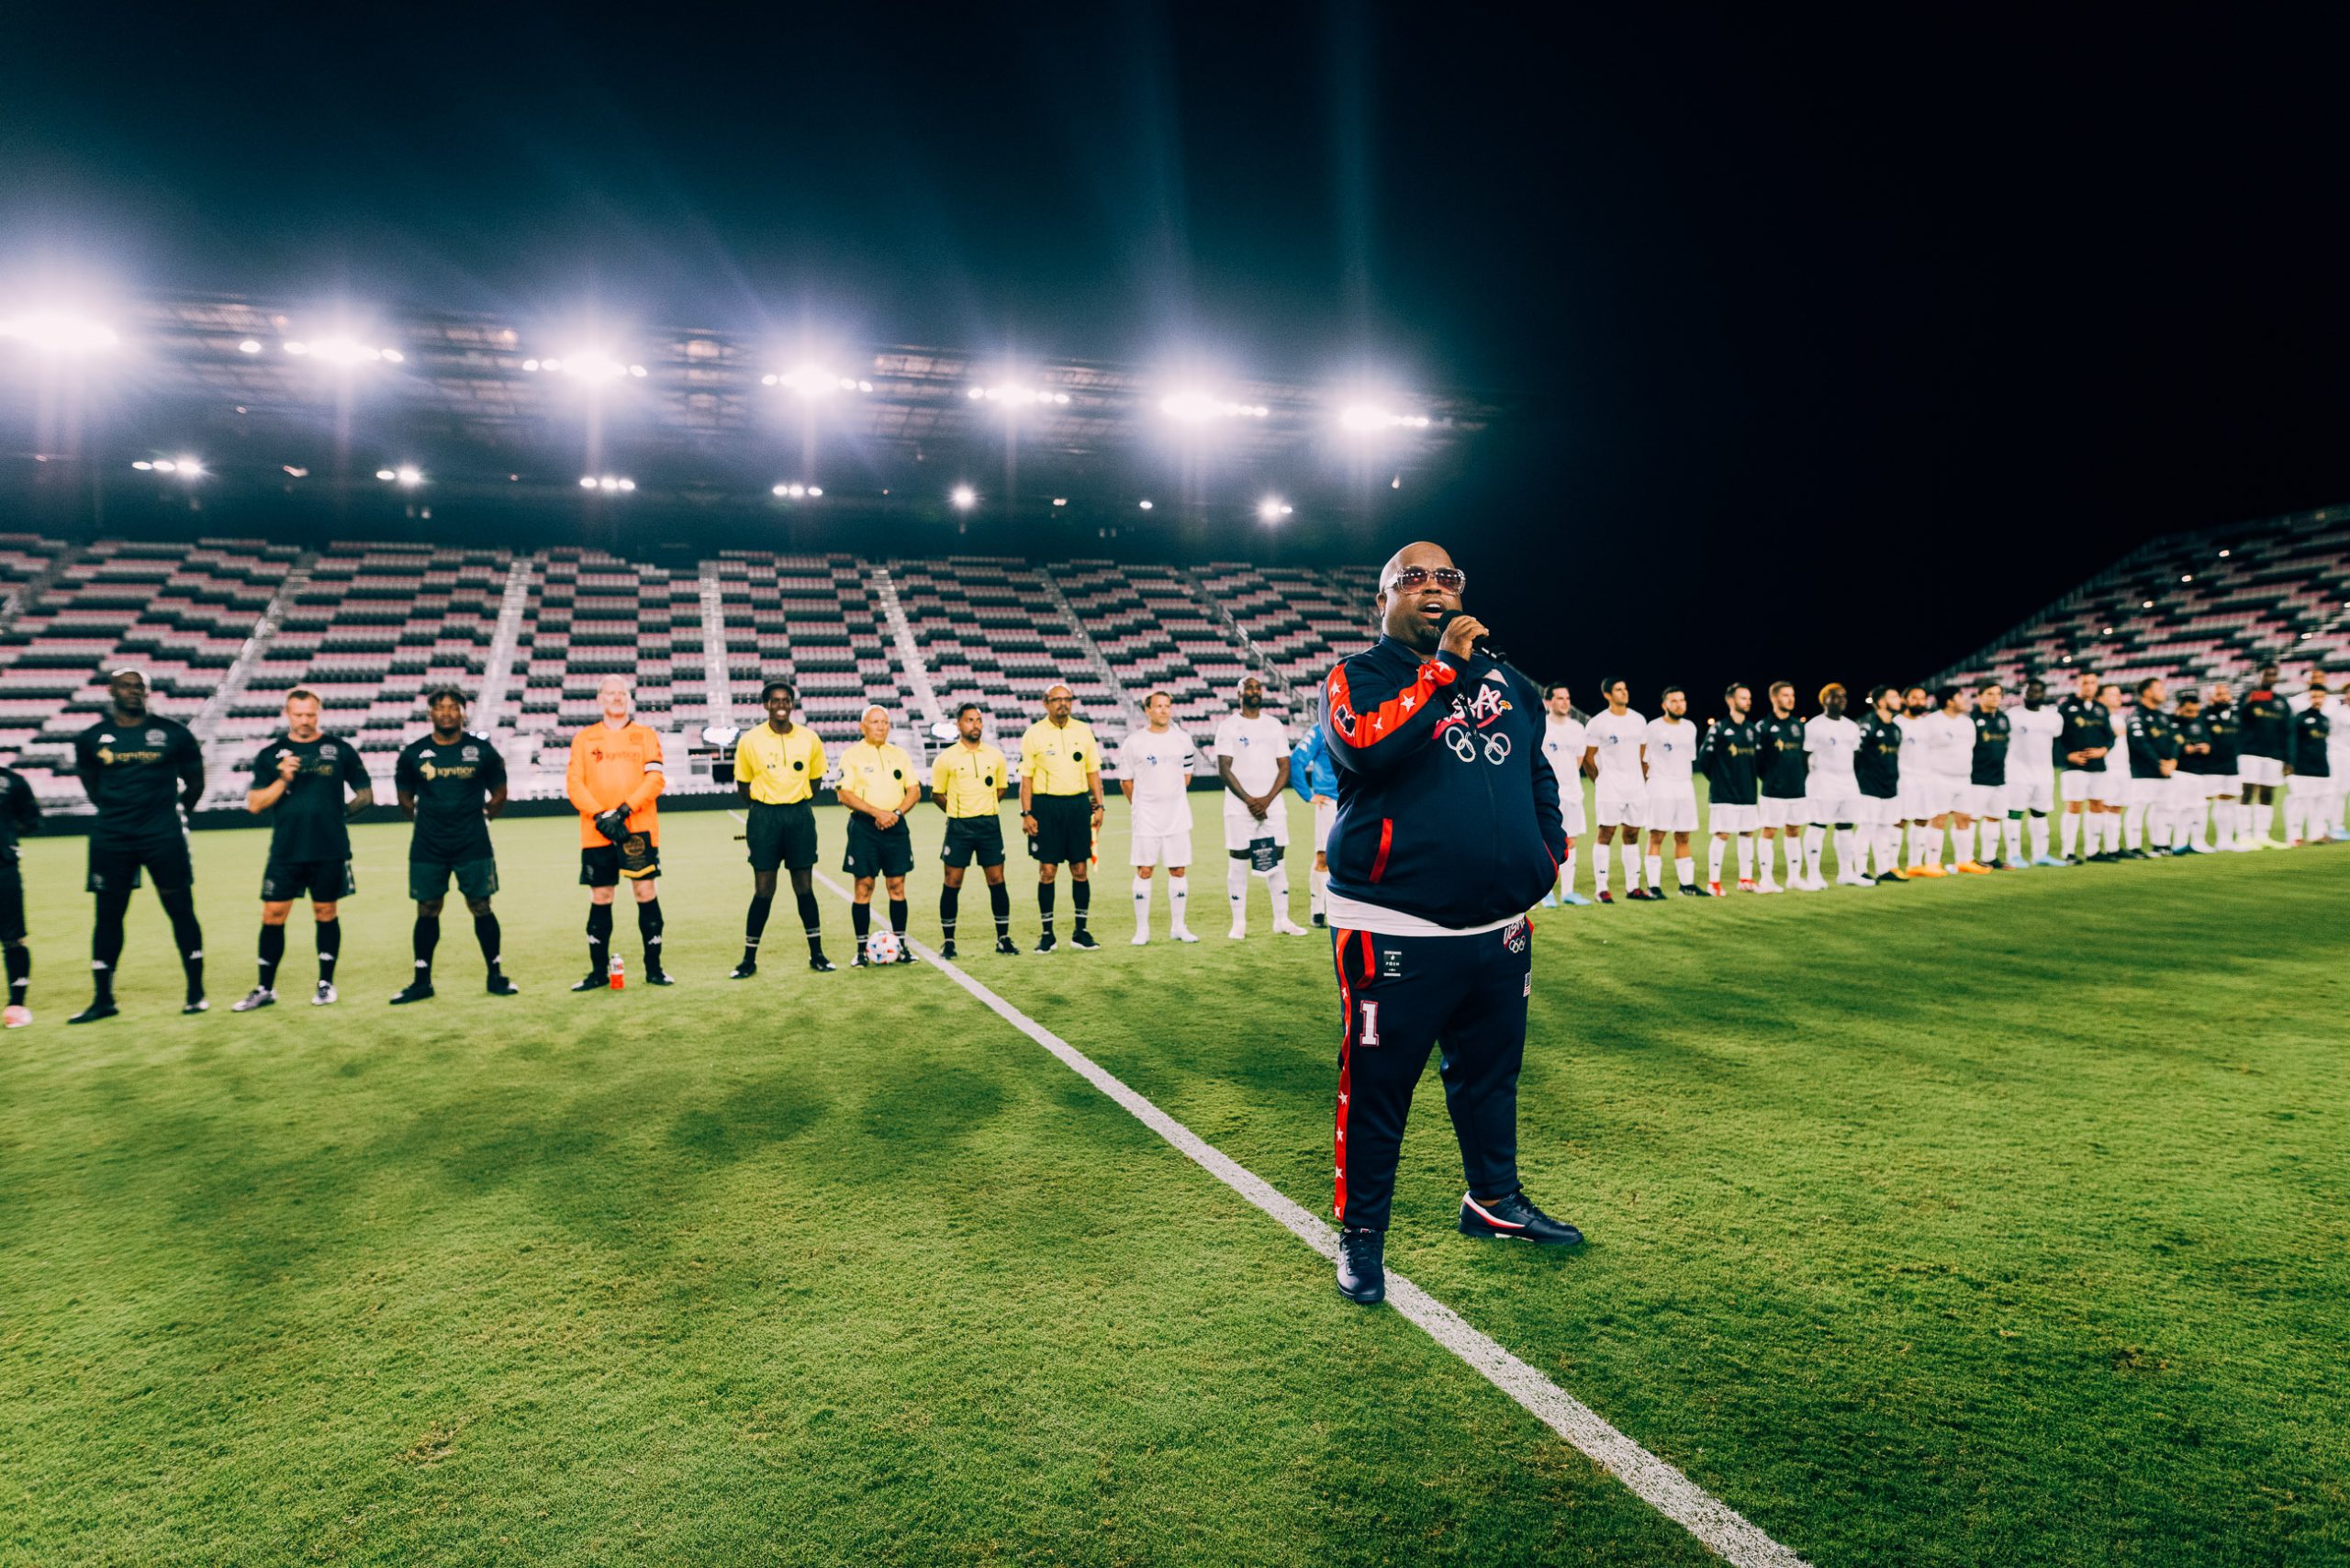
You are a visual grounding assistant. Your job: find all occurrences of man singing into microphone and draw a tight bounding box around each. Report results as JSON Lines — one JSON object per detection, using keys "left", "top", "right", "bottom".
{"left": 1320, "top": 542, "right": 1580, "bottom": 1307}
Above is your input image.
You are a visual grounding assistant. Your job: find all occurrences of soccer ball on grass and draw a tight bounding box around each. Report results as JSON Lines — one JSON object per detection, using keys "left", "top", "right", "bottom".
{"left": 865, "top": 928, "right": 902, "bottom": 965}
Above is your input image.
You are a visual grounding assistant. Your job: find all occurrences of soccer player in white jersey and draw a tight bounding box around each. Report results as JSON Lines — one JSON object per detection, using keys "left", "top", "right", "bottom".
{"left": 2329, "top": 677, "right": 2350, "bottom": 838}
{"left": 1214, "top": 677, "right": 1307, "bottom": 937}
{"left": 1539, "top": 683, "right": 1592, "bottom": 904}
{"left": 1804, "top": 684, "right": 1870, "bottom": 886}
{"left": 1117, "top": 691, "right": 1201, "bottom": 944}
{"left": 2007, "top": 676, "right": 2063, "bottom": 866}
{"left": 1641, "top": 688, "right": 1704, "bottom": 897}
{"left": 1893, "top": 686, "right": 1937, "bottom": 873}
{"left": 1581, "top": 679, "right": 1648, "bottom": 903}
{"left": 1917, "top": 686, "right": 1981, "bottom": 874}
{"left": 2099, "top": 681, "right": 2137, "bottom": 856}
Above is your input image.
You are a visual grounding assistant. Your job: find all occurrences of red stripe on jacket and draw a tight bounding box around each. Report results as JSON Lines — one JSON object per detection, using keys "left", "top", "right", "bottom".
{"left": 1326, "top": 659, "right": 1455, "bottom": 749}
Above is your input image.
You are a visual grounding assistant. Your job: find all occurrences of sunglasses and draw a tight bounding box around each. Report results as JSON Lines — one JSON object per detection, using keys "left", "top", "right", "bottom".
{"left": 1382, "top": 566, "right": 1468, "bottom": 594}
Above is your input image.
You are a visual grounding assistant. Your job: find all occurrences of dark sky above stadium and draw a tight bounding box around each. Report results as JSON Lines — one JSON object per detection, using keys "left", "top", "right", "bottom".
{"left": 5, "top": 6, "right": 2346, "bottom": 698}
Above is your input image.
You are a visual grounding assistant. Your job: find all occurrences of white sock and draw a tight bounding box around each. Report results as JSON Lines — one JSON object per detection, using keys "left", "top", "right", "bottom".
{"left": 1674, "top": 854, "right": 1695, "bottom": 888}
{"left": 1266, "top": 864, "right": 1291, "bottom": 918}
{"left": 1562, "top": 841, "right": 1580, "bottom": 895}
{"left": 1645, "top": 851, "right": 1663, "bottom": 889}
{"left": 2031, "top": 815, "right": 2050, "bottom": 860}
{"left": 1707, "top": 837, "right": 1727, "bottom": 883}
{"left": 1925, "top": 825, "right": 1943, "bottom": 868}
{"left": 2124, "top": 804, "right": 2145, "bottom": 851}
{"left": 1877, "top": 825, "right": 1901, "bottom": 874}
{"left": 2003, "top": 817, "right": 2023, "bottom": 862}
{"left": 1759, "top": 834, "right": 1780, "bottom": 882}
{"left": 2060, "top": 812, "right": 2079, "bottom": 857}
{"left": 2106, "top": 812, "right": 2126, "bottom": 854}
{"left": 1803, "top": 826, "right": 1826, "bottom": 880}
{"left": 1736, "top": 835, "right": 1754, "bottom": 880}
{"left": 1595, "top": 843, "right": 1612, "bottom": 895}
{"left": 1619, "top": 842, "right": 1641, "bottom": 889}
{"left": 1310, "top": 867, "right": 1328, "bottom": 915}
{"left": 1978, "top": 820, "right": 1998, "bottom": 861}
{"left": 1834, "top": 826, "right": 1858, "bottom": 874}
{"left": 1133, "top": 876, "right": 1153, "bottom": 932}
{"left": 1228, "top": 860, "right": 1248, "bottom": 924}
{"left": 1905, "top": 823, "right": 1925, "bottom": 866}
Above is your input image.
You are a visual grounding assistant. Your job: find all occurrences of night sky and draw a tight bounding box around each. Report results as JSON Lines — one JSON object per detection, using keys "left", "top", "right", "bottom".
{"left": 5, "top": 5, "right": 2345, "bottom": 701}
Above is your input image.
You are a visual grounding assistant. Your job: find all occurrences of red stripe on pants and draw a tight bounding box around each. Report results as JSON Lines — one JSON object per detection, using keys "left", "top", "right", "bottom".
{"left": 1332, "top": 929, "right": 1356, "bottom": 1222}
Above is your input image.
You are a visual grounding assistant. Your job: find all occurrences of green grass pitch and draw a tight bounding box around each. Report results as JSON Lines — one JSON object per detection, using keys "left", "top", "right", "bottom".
{"left": 4, "top": 789, "right": 2346, "bottom": 1565}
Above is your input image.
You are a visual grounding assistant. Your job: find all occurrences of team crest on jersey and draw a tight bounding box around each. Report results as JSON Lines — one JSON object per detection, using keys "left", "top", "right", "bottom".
{"left": 463, "top": 745, "right": 478, "bottom": 760}
{"left": 145, "top": 730, "right": 163, "bottom": 745}
{"left": 321, "top": 744, "right": 337, "bottom": 757}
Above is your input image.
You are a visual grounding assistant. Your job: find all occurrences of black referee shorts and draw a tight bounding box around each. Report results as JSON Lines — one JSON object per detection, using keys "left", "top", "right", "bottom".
{"left": 1027, "top": 793, "right": 1094, "bottom": 865}
{"left": 1331, "top": 916, "right": 1534, "bottom": 1235}
{"left": 941, "top": 814, "right": 1006, "bottom": 868}
{"left": 843, "top": 816, "right": 914, "bottom": 879}
{"left": 746, "top": 800, "right": 820, "bottom": 872}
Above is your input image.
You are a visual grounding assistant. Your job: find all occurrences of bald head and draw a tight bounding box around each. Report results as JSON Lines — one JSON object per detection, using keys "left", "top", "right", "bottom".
{"left": 1375, "top": 541, "right": 1464, "bottom": 653}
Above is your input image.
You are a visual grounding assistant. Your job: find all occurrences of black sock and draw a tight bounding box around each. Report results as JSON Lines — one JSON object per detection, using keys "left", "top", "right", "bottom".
{"left": 259, "top": 924, "right": 286, "bottom": 990}
{"left": 852, "top": 902, "right": 871, "bottom": 948}
{"left": 795, "top": 885, "right": 824, "bottom": 956}
{"left": 939, "top": 884, "right": 960, "bottom": 942}
{"left": 744, "top": 890, "right": 775, "bottom": 962}
{"left": 1038, "top": 881, "right": 1056, "bottom": 934}
{"left": 5, "top": 942, "right": 28, "bottom": 1008}
{"left": 92, "top": 887, "right": 131, "bottom": 1003}
{"left": 412, "top": 914, "right": 441, "bottom": 985}
{"left": 587, "top": 902, "right": 614, "bottom": 977}
{"left": 889, "top": 897, "right": 908, "bottom": 939}
{"left": 474, "top": 912, "right": 503, "bottom": 975}
{"left": 159, "top": 887, "right": 204, "bottom": 1002}
{"left": 316, "top": 918, "right": 341, "bottom": 983}
{"left": 637, "top": 898, "right": 665, "bottom": 972}
{"left": 1070, "top": 878, "right": 1091, "bottom": 932}
{"left": 990, "top": 879, "right": 1011, "bottom": 938}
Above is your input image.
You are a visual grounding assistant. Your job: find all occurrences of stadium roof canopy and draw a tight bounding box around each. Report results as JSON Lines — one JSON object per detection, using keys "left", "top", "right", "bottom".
{"left": 3, "top": 292, "right": 1520, "bottom": 526}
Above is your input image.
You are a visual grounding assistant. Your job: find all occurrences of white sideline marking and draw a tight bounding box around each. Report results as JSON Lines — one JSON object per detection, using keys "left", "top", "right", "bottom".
{"left": 811, "top": 870, "right": 1808, "bottom": 1568}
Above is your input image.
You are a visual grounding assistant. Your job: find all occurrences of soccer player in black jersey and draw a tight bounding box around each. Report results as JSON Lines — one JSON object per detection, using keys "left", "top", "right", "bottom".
{"left": 1855, "top": 686, "right": 1908, "bottom": 881}
{"left": 70, "top": 668, "right": 208, "bottom": 1023}
{"left": 235, "top": 689, "right": 374, "bottom": 1011}
{"left": 2202, "top": 682, "right": 2246, "bottom": 848}
{"left": 1695, "top": 683, "right": 1761, "bottom": 895}
{"left": 2237, "top": 662, "right": 2292, "bottom": 847}
{"left": 391, "top": 689, "right": 518, "bottom": 1002}
{"left": 0, "top": 759, "right": 41, "bottom": 1027}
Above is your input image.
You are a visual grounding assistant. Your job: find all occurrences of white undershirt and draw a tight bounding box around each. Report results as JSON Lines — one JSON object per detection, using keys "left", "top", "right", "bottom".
{"left": 1325, "top": 890, "right": 1522, "bottom": 938}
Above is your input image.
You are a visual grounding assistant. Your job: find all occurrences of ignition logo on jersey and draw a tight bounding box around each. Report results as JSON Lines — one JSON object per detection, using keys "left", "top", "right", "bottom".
{"left": 95, "top": 734, "right": 165, "bottom": 767}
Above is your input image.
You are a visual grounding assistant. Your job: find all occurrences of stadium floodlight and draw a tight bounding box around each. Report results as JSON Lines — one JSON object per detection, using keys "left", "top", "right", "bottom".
{"left": 538, "top": 351, "right": 632, "bottom": 383}
{"left": 167, "top": 456, "right": 202, "bottom": 478}
{"left": 968, "top": 384, "right": 1069, "bottom": 407}
{"left": 395, "top": 465, "right": 423, "bottom": 486}
{"left": 1257, "top": 496, "right": 1293, "bottom": 522}
{"left": 238, "top": 339, "right": 263, "bottom": 353}
{"left": 375, "top": 468, "right": 397, "bottom": 481}
{"left": 771, "top": 482, "right": 817, "bottom": 498}
{"left": 0, "top": 310, "right": 118, "bottom": 354}
{"left": 580, "top": 475, "right": 635, "bottom": 492}
{"left": 2180, "top": 574, "right": 2193, "bottom": 583}
{"left": 951, "top": 484, "right": 977, "bottom": 510}
{"left": 132, "top": 460, "right": 153, "bottom": 471}
{"left": 1161, "top": 390, "right": 1270, "bottom": 421}
{"left": 1339, "top": 404, "right": 1433, "bottom": 433}
{"left": 2218, "top": 549, "right": 2231, "bottom": 558}
{"left": 578, "top": 476, "right": 598, "bottom": 487}
{"left": 1137, "top": 498, "right": 1154, "bottom": 510}
{"left": 767, "top": 365, "right": 869, "bottom": 398}
{"left": 2142, "top": 599, "right": 2154, "bottom": 609}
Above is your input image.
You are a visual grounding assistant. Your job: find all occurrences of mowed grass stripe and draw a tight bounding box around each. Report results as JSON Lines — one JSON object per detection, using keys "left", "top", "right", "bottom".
{"left": 971, "top": 792, "right": 2350, "bottom": 1565}
{"left": 3, "top": 811, "right": 1722, "bottom": 1566}
{"left": 812, "top": 867, "right": 1811, "bottom": 1568}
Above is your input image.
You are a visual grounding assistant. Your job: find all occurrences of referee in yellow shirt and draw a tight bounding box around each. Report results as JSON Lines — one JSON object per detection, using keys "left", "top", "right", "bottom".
{"left": 1017, "top": 682, "right": 1105, "bottom": 952}
{"left": 927, "top": 701, "right": 1015, "bottom": 959}
{"left": 731, "top": 679, "right": 834, "bottom": 978}
{"left": 837, "top": 704, "right": 921, "bottom": 965}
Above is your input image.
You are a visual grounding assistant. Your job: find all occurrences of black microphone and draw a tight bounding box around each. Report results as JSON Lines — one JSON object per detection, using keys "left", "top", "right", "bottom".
{"left": 1438, "top": 609, "right": 1507, "bottom": 665}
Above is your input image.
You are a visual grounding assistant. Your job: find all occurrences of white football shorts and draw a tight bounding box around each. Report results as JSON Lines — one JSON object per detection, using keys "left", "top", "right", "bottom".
{"left": 2239, "top": 755, "right": 2286, "bottom": 788}
{"left": 2009, "top": 774, "right": 2055, "bottom": 814}
{"left": 1807, "top": 787, "right": 1862, "bottom": 824}
{"left": 1759, "top": 794, "right": 1805, "bottom": 830}
{"left": 1595, "top": 780, "right": 1646, "bottom": 828}
{"left": 1312, "top": 796, "right": 1336, "bottom": 853}
{"left": 1707, "top": 801, "right": 1761, "bottom": 834}
{"left": 1130, "top": 830, "right": 1194, "bottom": 869}
{"left": 1644, "top": 784, "right": 1699, "bottom": 834}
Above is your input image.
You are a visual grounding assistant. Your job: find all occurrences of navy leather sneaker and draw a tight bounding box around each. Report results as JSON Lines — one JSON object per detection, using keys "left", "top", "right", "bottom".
{"left": 1460, "top": 1191, "right": 1584, "bottom": 1246}
{"left": 1336, "top": 1226, "right": 1386, "bottom": 1305}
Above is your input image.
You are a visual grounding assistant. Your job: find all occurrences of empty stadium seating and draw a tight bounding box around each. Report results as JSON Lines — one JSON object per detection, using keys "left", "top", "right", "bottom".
{"left": 1940, "top": 506, "right": 2350, "bottom": 693}
{"left": 0, "top": 531, "right": 1692, "bottom": 811}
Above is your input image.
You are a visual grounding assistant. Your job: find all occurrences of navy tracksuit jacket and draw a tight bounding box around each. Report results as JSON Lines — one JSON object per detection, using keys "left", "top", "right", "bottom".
{"left": 1320, "top": 635, "right": 1566, "bottom": 1232}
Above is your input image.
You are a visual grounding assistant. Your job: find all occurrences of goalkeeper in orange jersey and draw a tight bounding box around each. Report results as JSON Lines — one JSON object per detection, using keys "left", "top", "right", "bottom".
{"left": 566, "top": 674, "right": 672, "bottom": 990}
